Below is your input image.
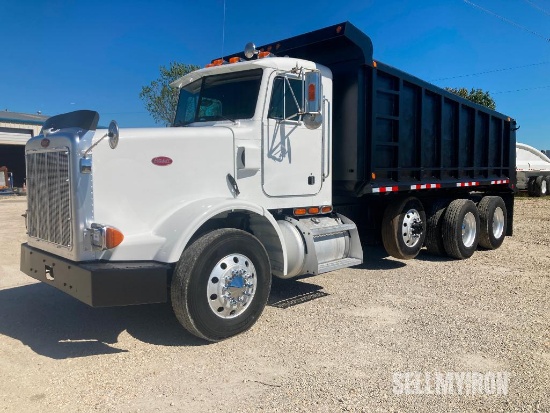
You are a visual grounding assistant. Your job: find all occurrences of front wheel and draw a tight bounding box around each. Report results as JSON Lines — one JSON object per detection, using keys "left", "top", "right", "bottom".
{"left": 171, "top": 229, "right": 271, "bottom": 342}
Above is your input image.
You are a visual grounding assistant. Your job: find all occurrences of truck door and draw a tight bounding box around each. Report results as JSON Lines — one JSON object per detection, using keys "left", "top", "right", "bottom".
{"left": 262, "top": 75, "right": 323, "bottom": 197}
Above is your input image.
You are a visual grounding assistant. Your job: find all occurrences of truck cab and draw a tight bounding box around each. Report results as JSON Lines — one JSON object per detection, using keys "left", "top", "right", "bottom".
{"left": 171, "top": 55, "right": 332, "bottom": 206}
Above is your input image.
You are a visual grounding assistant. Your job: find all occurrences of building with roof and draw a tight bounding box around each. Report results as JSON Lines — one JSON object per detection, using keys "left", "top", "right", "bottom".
{"left": 0, "top": 111, "right": 48, "bottom": 188}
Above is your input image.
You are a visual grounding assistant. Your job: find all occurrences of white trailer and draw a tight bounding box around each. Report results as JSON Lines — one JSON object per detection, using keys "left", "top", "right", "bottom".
{"left": 516, "top": 142, "right": 550, "bottom": 196}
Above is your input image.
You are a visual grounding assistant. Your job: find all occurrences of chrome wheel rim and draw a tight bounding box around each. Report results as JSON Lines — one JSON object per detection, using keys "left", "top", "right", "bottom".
{"left": 462, "top": 212, "right": 477, "bottom": 247}
{"left": 401, "top": 208, "right": 423, "bottom": 248}
{"left": 492, "top": 207, "right": 505, "bottom": 239}
{"left": 207, "top": 253, "right": 256, "bottom": 319}
{"left": 542, "top": 180, "right": 547, "bottom": 194}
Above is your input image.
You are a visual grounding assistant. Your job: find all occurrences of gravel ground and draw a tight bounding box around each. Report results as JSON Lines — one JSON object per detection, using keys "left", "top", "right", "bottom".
{"left": 0, "top": 196, "right": 548, "bottom": 412}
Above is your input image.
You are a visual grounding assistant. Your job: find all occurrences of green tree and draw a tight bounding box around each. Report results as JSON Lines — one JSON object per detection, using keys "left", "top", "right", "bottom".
{"left": 140, "top": 62, "right": 200, "bottom": 126}
{"left": 444, "top": 87, "right": 496, "bottom": 110}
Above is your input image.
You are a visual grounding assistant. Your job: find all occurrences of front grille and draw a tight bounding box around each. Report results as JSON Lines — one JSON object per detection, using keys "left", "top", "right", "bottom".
{"left": 26, "top": 149, "right": 72, "bottom": 248}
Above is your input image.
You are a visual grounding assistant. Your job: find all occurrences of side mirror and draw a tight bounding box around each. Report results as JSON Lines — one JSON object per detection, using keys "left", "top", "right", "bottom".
{"left": 304, "top": 71, "right": 322, "bottom": 114}
{"left": 108, "top": 120, "right": 119, "bottom": 149}
{"left": 303, "top": 71, "right": 323, "bottom": 129}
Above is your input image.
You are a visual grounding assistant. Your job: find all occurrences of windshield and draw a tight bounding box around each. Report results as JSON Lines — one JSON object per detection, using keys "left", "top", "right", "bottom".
{"left": 173, "top": 68, "right": 263, "bottom": 126}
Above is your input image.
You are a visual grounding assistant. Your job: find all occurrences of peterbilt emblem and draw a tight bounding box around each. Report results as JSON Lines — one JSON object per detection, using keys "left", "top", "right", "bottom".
{"left": 152, "top": 156, "right": 173, "bottom": 166}
{"left": 41, "top": 138, "right": 50, "bottom": 148}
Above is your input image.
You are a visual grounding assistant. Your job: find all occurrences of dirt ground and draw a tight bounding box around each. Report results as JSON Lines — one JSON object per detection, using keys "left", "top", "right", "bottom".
{"left": 0, "top": 196, "right": 548, "bottom": 412}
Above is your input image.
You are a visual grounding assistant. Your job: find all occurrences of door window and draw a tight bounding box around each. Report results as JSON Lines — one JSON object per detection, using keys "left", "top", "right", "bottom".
{"left": 268, "top": 77, "right": 303, "bottom": 121}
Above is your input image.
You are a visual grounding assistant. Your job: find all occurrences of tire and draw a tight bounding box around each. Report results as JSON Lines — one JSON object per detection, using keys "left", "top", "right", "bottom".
{"left": 171, "top": 228, "right": 271, "bottom": 342}
{"left": 382, "top": 197, "right": 426, "bottom": 260}
{"left": 532, "top": 176, "right": 547, "bottom": 197}
{"left": 527, "top": 177, "right": 536, "bottom": 197}
{"left": 477, "top": 196, "right": 507, "bottom": 250}
{"left": 545, "top": 177, "right": 550, "bottom": 196}
{"left": 425, "top": 199, "right": 448, "bottom": 256}
{"left": 442, "top": 199, "right": 480, "bottom": 259}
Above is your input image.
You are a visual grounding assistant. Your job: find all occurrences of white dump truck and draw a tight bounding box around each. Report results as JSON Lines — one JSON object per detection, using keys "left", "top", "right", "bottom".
{"left": 20, "top": 23, "right": 516, "bottom": 341}
{"left": 516, "top": 142, "right": 550, "bottom": 196}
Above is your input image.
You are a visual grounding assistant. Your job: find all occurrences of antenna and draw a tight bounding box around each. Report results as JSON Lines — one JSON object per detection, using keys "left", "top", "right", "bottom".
{"left": 221, "top": 0, "right": 226, "bottom": 56}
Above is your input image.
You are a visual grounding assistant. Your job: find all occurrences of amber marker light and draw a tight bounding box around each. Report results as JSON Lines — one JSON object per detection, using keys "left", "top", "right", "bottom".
{"left": 308, "top": 207, "right": 320, "bottom": 214}
{"left": 91, "top": 224, "right": 124, "bottom": 250}
{"left": 229, "top": 57, "right": 240, "bottom": 64}
{"left": 106, "top": 227, "right": 124, "bottom": 249}
{"left": 321, "top": 206, "right": 333, "bottom": 214}
{"left": 258, "top": 51, "right": 271, "bottom": 59}
{"left": 293, "top": 208, "right": 307, "bottom": 216}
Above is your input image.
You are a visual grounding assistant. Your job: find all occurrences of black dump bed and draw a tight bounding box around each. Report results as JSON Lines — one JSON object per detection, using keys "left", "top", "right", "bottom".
{"left": 225, "top": 22, "right": 516, "bottom": 196}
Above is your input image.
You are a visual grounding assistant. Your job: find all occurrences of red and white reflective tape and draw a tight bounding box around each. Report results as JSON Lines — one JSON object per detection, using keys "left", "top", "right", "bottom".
{"left": 374, "top": 179, "right": 509, "bottom": 193}
{"left": 456, "top": 182, "right": 479, "bottom": 187}
{"left": 372, "top": 186, "right": 399, "bottom": 193}
{"left": 410, "top": 183, "right": 441, "bottom": 190}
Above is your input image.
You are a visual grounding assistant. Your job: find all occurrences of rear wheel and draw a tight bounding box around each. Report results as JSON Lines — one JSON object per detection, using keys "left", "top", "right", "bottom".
{"left": 442, "top": 199, "right": 480, "bottom": 259}
{"left": 533, "top": 176, "right": 547, "bottom": 197}
{"left": 382, "top": 197, "right": 426, "bottom": 260}
{"left": 171, "top": 228, "right": 271, "bottom": 342}
{"left": 477, "top": 196, "right": 507, "bottom": 250}
{"left": 425, "top": 199, "right": 449, "bottom": 256}
{"left": 545, "top": 177, "right": 550, "bottom": 196}
{"left": 527, "top": 177, "right": 536, "bottom": 197}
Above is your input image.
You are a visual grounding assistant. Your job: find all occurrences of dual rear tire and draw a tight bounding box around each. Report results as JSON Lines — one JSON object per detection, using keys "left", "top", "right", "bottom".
{"left": 441, "top": 199, "right": 480, "bottom": 259}
{"left": 381, "top": 197, "right": 427, "bottom": 260}
{"left": 527, "top": 176, "right": 549, "bottom": 197}
{"left": 477, "top": 196, "right": 507, "bottom": 250}
{"left": 383, "top": 196, "right": 507, "bottom": 260}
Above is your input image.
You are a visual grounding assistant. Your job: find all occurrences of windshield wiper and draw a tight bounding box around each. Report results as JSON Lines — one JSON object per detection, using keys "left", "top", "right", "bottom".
{"left": 173, "top": 115, "right": 238, "bottom": 127}
{"left": 215, "top": 115, "right": 238, "bottom": 124}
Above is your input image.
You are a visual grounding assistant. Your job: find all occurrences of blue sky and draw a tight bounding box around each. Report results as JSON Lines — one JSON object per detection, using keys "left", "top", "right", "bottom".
{"left": 1, "top": 0, "right": 549, "bottom": 149}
